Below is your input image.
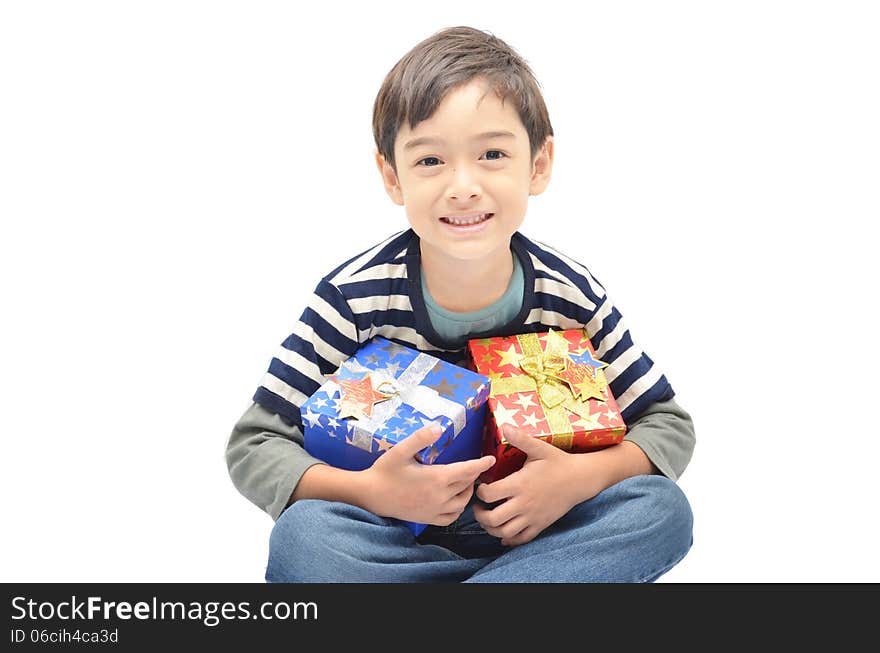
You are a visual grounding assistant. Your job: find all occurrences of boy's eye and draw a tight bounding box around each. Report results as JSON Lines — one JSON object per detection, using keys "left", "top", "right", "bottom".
{"left": 415, "top": 151, "right": 507, "bottom": 167}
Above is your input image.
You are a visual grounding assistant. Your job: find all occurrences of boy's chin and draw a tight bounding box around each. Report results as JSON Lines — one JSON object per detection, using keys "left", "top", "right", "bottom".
{"left": 421, "top": 237, "right": 511, "bottom": 263}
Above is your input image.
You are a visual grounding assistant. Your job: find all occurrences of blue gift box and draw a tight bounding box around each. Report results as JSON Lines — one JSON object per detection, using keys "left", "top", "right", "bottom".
{"left": 301, "top": 336, "right": 491, "bottom": 536}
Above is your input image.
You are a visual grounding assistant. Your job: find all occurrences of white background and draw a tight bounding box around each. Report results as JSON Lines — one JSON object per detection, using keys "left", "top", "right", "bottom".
{"left": 2, "top": 1, "right": 878, "bottom": 583}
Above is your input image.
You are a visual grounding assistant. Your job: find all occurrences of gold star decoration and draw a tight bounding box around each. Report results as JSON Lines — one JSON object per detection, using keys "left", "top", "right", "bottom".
{"left": 487, "top": 371, "right": 506, "bottom": 384}
{"left": 571, "top": 373, "right": 607, "bottom": 402}
{"left": 426, "top": 378, "right": 460, "bottom": 398}
{"left": 496, "top": 344, "right": 522, "bottom": 369}
{"left": 379, "top": 341, "right": 410, "bottom": 361}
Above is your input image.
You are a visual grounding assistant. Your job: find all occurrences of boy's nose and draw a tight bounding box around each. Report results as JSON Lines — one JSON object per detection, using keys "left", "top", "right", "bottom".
{"left": 447, "top": 167, "right": 482, "bottom": 200}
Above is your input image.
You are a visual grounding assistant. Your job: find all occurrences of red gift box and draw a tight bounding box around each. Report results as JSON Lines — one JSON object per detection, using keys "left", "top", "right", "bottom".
{"left": 467, "top": 329, "right": 627, "bottom": 482}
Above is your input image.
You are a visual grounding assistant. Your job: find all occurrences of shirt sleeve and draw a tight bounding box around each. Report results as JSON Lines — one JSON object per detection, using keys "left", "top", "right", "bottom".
{"left": 225, "top": 401, "right": 326, "bottom": 521}
{"left": 622, "top": 396, "right": 696, "bottom": 481}
{"left": 226, "top": 278, "right": 361, "bottom": 520}
{"left": 572, "top": 272, "right": 692, "bottom": 475}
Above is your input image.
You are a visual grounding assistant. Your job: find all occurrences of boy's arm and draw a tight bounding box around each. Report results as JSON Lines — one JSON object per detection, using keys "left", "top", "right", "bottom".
{"left": 472, "top": 397, "right": 695, "bottom": 546}
{"left": 561, "top": 396, "right": 694, "bottom": 506}
{"left": 227, "top": 401, "right": 496, "bottom": 526}
{"left": 225, "top": 401, "right": 329, "bottom": 521}
{"left": 565, "top": 396, "right": 695, "bottom": 503}
{"left": 227, "top": 276, "right": 363, "bottom": 520}
{"left": 621, "top": 396, "right": 696, "bottom": 481}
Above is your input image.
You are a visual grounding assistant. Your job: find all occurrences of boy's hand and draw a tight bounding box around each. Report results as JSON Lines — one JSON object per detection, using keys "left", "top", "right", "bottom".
{"left": 473, "top": 425, "right": 584, "bottom": 547}
{"left": 362, "top": 424, "right": 496, "bottom": 527}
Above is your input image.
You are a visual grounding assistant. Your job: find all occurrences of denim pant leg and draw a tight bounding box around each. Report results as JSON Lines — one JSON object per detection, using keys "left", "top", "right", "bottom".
{"left": 464, "top": 474, "right": 694, "bottom": 583}
{"left": 265, "top": 499, "right": 499, "bottom": 583}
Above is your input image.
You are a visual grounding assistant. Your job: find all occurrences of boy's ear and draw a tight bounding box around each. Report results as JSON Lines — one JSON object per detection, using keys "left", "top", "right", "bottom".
{"left": 375, "top": 151, "right": 405, "bottom": 206}
{"left": 529, "top": 135, "right": 554, "bottom": 196}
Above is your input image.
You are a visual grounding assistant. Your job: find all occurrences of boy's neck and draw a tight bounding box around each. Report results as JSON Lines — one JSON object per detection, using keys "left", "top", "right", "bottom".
{"left": 420, "top": 241, "right": 514, "bottom": 314}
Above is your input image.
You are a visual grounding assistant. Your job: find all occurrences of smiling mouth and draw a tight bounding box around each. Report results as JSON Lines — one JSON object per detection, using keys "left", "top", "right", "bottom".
{"left": 439, "top": 213, "right": 494, "bottom": 226}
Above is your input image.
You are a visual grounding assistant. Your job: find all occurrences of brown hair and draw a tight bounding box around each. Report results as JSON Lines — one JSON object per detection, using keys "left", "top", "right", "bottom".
{"left": 372, "top": 26, "right": 554, "bottom": 174}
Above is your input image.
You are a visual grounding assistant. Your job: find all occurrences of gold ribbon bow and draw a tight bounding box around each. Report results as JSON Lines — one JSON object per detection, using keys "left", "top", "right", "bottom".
{"left": 515, "top": 332, "right": 571, "bottom": 409}
{"left": 489, "top": 330, "right": 607, "bottom": 449}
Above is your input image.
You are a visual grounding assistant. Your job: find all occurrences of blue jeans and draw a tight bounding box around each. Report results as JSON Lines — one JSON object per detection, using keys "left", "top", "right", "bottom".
{"left": 265, "top": 474, "right": 693, "bottom": 583}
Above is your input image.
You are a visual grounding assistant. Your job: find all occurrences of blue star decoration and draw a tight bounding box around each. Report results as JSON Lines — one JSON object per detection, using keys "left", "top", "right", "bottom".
{"left": 570, "top": 346, "right": 608, "bottom": 372}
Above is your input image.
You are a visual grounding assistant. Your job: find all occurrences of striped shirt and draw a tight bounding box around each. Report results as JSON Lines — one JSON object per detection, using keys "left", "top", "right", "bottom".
{"left": 253, "top": 228, "right": 674, "bottom": 427}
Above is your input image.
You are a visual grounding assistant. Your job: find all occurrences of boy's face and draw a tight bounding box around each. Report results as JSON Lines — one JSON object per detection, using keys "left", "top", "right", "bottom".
{"left": 376, "top": 77, "right": 553, "bottom": 263}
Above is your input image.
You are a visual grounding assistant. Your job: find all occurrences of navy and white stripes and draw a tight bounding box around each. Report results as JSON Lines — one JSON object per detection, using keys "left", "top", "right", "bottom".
{"left": 254, "top": 228, "right": 674, "bottom": 428}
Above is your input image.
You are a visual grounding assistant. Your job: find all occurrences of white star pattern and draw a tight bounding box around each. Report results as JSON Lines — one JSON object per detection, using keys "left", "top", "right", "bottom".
{"left": 313, "top": 397, "right": 329, "bottom": 409}
{"left": 492, "top": 402, "right": 520, "bottom": 429}
{"left": 521, "top": 412, "right": 541, "bottom": 429}
{"left": 303, "top": 408, "right": 323, "bottom": 428}
{"left": 514, "top": 393, "right": 537, "bottom": 411}
{"left": 383, "top": 361, "right": 402, "bottom": 377}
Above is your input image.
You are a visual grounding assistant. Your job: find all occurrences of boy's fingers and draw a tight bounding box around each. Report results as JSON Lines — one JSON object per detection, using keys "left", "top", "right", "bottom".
{"left": 475, "top": 495, "right": 520, "bottom": 529}
{"left": 442, "top": 482, "right": 474, "bottom": 510}
{"left": 393, "top": 424, "right": 444, "bottom": 460}
{"left": 433, "top": 512, "right": 459, "bottom": 526}
{"left": 445, "top": 455, "right": 496, "bottom": 483}
{"left": 476, "top": 478, "right": 514, "bottom": 505}
{"left": 503, "top": 425, "right": 550, "bottom": 457}
{"left": 447, "top": 477, "right": 476, "bottom": 494}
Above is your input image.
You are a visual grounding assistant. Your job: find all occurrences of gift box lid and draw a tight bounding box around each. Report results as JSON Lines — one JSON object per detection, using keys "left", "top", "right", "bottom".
{"left": 301, "top": 337, "right": 491, "bottom": 461}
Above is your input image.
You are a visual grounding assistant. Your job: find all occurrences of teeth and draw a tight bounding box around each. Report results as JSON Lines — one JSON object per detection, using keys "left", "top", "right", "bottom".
{"left": 444, "top": 213, "right": 492, "bottom": 226}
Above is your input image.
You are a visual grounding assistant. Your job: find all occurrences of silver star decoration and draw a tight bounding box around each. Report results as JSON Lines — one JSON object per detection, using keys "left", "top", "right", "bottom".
{"left": 303, "top": 408, "right": 323, "bottom": 428}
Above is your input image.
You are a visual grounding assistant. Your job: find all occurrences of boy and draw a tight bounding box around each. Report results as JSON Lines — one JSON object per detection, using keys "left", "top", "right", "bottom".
{"left": 226, "top": 26, "right": 695, "bottom": 582}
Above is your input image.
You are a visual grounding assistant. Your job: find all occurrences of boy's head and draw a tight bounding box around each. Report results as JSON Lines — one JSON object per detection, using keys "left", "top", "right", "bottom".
{"left": 373, "top": 26, "right": 554, "bottom": 263}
